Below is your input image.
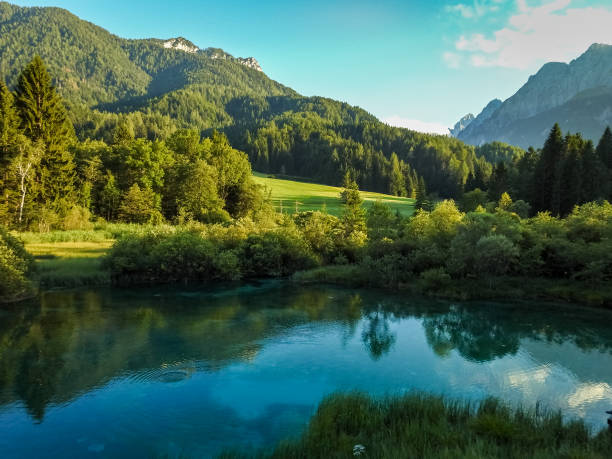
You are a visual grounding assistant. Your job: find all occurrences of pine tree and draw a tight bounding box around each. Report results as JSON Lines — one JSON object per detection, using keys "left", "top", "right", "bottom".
{"left": 558, "top": 135, "right": 583, "bottom": 216}
{"left": 532, "top": 123, "right": 564, "bottom": 213}
{"left": 415, "top": 176, "right": 428, "bottom": 210}
{"left": 341, "top": 180, "right": 367, "bottom": 248}
{"left": 0, "top": 80, "right": 19, "bottom": 157}
{"left": 15, "top": 56, "right": 76, "bottom": 213}
{"left": 0, "top": 79, "right": 20, "bottom": 210}
{"left": 465, "top": 164, "right": 486, "bottom": 192}
{"left": 389, "top": 153, "right": 405, "bottom": 196}
{"left": 596, "top": 126, "right": 612, "bottom": 169}
{"left": 595, "top": 126, "right": 612, "bottom": 200}
{"left": 580, "top": 140, "right": 605, "bottom": 204}
{"left": 487, "top": 161, "right": 508, "bottom": 202}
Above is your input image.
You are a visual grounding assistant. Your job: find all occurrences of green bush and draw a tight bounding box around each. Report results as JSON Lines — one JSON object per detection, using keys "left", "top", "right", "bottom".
{"left": 0, "top": 227, "right": 35, "bottom": 301}
{"left": 241, "top": 229, "right": 318, "bottom": 277}
{"left": 104, "top": 226, "right": 318, "bottom": 284}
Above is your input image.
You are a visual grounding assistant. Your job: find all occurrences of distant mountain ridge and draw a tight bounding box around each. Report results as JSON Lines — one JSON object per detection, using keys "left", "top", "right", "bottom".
{"left": 452, "top": 44, "right": 612, "bottom": 148}
{"left": 0, "top": 1, "right": 487, "bottom": 199}
{"left": 0, "top": 1, "right": 283, "bottom": 114}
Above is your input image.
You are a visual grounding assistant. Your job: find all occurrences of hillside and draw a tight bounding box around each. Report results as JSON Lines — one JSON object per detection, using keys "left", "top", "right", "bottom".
{"left": 0, "top": 1, "right": 486, "bottom": 199}
{"left": 455, "top": 44, "right": 612, "bottom": 148}
{"left": 252, "top": 173, "right": 414, "bottom": 216}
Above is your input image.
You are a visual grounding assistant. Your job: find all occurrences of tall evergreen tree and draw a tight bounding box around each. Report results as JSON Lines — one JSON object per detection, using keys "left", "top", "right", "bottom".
{"left": 580, "top": 140, "right": 605, "bottom": 204}
{"left": 558, "top": 134, "right": 583, "bottom": 216}
{"left": 596, "top": 126, "right": 612, "bottom": 169}
{"left": 0, "top": 80, "right": 19, "bottom": 155}
{"left": 515, "top": 147, "right": 538, "bottom": 203}
{"left": 487, "top": 161, "right": 508, "bottom": 202}
{"left": 415, "top": 176, "right": 428, "bottom": 211}
{"left": 15, "top": 56, "right": 76, "bottom": 213}
{"left": 389, "top": 152, "right": 405, "bottom": 196}
{"left": 0, "top": 80, "right": 21, "bottom": 222}
{"left": 595, "top": 126, "right": 612, "bottom": 200}
{"left": 532, "top": 123, "right": 564, "bottom": 213}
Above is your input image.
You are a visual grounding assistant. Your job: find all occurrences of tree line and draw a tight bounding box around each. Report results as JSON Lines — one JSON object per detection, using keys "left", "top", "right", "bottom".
{"left": 463, "top": 123, "right": 612, "bottom": 217}
{"left": 0, "top": 57, "right": 264, "bottom": 231}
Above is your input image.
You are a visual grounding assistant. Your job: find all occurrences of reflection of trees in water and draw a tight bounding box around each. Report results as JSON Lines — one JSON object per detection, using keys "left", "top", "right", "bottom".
{"left": 421, "top": 303, "right": 612, "bottom": 363}
{"left": 423, "top": 306, "right": 520, "bottom": 362}
{"left": 0, "top": 285, "right": 362, "bottom": 421}
{"left": 2, "top": 286, "right": 612, "bottom": 422}
{"left": 361, "top": 307, "right": 397, "bottom": 360}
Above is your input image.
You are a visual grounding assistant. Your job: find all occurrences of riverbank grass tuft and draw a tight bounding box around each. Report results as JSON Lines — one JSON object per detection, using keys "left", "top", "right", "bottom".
{"left": 224, "top": 393, "right": 612, "bottom": 458}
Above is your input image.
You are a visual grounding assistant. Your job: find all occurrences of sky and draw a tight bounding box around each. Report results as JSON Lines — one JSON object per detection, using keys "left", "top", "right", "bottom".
{"left": 10, "top": 0, "right": 612, "bottom": 134}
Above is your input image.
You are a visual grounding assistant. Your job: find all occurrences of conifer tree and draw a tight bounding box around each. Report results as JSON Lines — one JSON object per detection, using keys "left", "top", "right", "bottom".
{"left": 595, "top": 126, "right": 612, "bottom": 200}
{"left": 580, "top": 140, "right": 605, "bottom": 204}
{"left": 596, "top": 126, "right": 612, "bottom": 169}
{"left": 389, "top": 153, "right": 405, "bottom": 196}
{"left": 0, "top": 80, "right": 20, "bottom": 208}
{"left": 15, "top": 56, "right": 76, "bottom": 213}
{"left": 558, "top": 135, "right": 583, "bottom": 216}
{"left": 487, "top": 161, "right": 508, "bottom": 202}
{"left": 415, "top": 176, "right": 428, "bottom": 210}
{"left": 0, "top": 80, "right": 19, "bottom": 157}
{"left": 532, "top": 123, "right": 564, "bottom": 213}
{"left": 341, "top": 180, "right": 367, "bottom": 247}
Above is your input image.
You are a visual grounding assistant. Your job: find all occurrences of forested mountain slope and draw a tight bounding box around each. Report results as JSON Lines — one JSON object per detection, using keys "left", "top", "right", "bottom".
{"left": 0, "top": 1, "right": 487, "bottom": 198}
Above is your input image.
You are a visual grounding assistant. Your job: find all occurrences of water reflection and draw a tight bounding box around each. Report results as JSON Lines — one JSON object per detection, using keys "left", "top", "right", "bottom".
{"left": 1, "top": 284, "right": 611, "bottom": 457}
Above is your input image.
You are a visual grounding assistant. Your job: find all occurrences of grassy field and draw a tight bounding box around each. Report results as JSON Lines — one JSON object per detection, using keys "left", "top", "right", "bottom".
{"left": 25, "top": 239, "right": 113, "bottom": 288}
{"left": 224, "top": 392, "right": 612, "bottom": 458}
{"left": 253, "top": 173, "right": 415, "bottom": 217}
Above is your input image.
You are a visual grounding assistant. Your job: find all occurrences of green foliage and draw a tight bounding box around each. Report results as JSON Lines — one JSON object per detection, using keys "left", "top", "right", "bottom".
{"left": 0, "top": 227, "right": 35, "bottom": 301}
{"left": 118, "top": 184, "right": 162, "bottom": 224}
{"left": 253, "top": 392, "right": 612, "bottom": 458}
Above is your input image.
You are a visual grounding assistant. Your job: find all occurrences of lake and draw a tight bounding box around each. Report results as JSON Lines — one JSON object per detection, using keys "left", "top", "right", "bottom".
{"left": 1, "top": 282, "right": 611, "bottom": 458}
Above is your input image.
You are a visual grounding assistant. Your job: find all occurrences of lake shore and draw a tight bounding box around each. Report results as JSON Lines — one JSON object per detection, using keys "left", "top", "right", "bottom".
{"left": 17, "top": 237, "right": 612, "bottom": 309}
{"left": 224, "top": 392, "right": 612, "bottom": 458}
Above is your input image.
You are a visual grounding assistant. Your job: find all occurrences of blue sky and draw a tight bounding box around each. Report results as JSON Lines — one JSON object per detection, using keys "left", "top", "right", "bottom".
{"left": 10, "top": 0, "right": 612, "bottom": 133}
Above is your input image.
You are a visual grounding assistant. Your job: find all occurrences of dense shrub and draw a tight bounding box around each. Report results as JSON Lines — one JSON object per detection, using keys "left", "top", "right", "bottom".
{"left": 0, "top": 227, "right": 35, "bottom": 301}
{"left": 105, "top": 225, "right": 318, "bottom": 284}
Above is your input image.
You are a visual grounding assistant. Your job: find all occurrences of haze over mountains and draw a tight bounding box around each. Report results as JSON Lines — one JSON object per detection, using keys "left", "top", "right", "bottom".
{"left": 452, "top": 44, "right": 612, "bottom": 149}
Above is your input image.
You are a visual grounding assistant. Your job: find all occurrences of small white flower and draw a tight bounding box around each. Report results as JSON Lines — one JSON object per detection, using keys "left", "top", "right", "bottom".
{"left": 353, "top": 444, "right": 366, "bottom": 456}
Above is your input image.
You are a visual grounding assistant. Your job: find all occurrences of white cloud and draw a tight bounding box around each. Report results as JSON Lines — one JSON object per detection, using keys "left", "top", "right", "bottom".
{"left": 449, "top": 0, "right": 612, "bottom": 69}
{"left": 445, "top": 1, "right": 503, "bottom": 19}
{"left": 383, "top": 116, "right": 450, "bottom": 135}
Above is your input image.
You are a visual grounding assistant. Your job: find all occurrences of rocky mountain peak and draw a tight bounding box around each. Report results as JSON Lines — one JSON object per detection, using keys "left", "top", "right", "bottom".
{"left": 162, "top": 37, "right": 199, "bottom": 54}
{"left": 449, "top": 113, "right": 475, "bottom": 137}
{"left": 237, "top": 57, "right": 263, "bottom": 72}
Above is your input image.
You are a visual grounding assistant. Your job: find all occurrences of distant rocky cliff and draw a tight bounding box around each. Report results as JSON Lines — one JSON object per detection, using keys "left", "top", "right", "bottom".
{"left": 163, "top": 39, "right": 263, "bottom": 72}
{"left": 452, "top": 44, "right": 612, "bottom": 148}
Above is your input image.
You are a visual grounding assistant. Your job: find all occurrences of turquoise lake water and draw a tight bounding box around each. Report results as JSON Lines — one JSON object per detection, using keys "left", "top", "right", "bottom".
{"left": 1, "top": 282, "right": 611, "bottom": 457}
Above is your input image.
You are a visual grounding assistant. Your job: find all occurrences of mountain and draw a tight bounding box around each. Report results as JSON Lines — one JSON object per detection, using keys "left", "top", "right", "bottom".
{"left": 0, "top": 1, "right": 484, "bottom": 199}
{"left": 455, "top": 44, "right": 612, "bottom": 148}
{"left": 449, "top": 113, "right": 474, "bottom": 137}
{"left": 0, "top": 2, "right": 291, "bottom": 114}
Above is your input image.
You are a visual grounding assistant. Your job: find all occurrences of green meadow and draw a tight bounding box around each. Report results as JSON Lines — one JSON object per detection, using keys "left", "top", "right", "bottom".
{"left": 23, "top": 235, "right": 113, "bottom": 288}
{"left": 253, "top": 173, "right": 415, "bottom": 216}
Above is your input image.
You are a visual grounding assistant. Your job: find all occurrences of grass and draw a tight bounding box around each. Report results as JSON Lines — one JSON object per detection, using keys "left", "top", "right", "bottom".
{"left": 25, "top": 240, "right": 113, "bottom": 288}
{"left": 253, "top": 172, "right": 415, "bottom": 217}
{"left": 223, "top": 392, "right": 612, "bottom": 458}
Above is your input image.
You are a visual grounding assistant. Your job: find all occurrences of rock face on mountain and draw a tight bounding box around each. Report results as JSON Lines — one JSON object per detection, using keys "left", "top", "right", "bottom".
{"left": 456, "top": 44, "right": 612, "bottom": 148}
{"left": 163, "top": 37, "right": 198, "bottom": 54}
{"left": 237, "top": 57, "right": 263, "bottom": 72}
{"left": 449, "top": 113, "right": 474, "bottom": 137}
{"left": 200, "top": 47, "right": 263, "bottom": 71}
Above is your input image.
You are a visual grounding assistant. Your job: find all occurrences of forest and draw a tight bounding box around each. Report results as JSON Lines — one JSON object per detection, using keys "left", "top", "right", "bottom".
{"left": 0, "top": 57, "right": 611, "bottom": 306}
